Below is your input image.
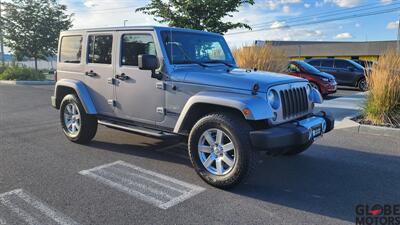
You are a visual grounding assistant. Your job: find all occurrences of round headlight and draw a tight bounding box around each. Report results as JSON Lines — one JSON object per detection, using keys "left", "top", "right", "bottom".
{"left": 267, "top": 90, "right": 280, "bottom": 110}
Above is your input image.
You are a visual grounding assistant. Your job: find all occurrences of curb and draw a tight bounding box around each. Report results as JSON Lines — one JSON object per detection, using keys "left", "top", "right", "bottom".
{"left": 0, "top": 80, "right": 55, "bottom": 85}
{"left": 336, "top": 117, "right": 399, "bottom": 138}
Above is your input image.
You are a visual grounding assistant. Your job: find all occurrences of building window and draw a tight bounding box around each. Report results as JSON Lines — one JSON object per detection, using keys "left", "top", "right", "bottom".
{"left": 87, "top": 35, "right": 113, "bottom": 64}
{"left": 60, "top": 36, "right": 82, "bottom": 63}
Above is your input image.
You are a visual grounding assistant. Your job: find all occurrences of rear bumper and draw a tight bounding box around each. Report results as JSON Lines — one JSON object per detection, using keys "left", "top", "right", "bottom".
{"left": 250, "top": 111, "right": 334, "bottom": 154}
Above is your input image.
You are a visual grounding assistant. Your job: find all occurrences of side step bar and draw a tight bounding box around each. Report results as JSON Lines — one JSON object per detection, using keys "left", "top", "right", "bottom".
{"left": 98, "top": 120, "right": 178, "bottom": 138}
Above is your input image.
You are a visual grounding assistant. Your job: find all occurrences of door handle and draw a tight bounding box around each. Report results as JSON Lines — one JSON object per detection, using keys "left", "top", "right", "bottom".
{"left": 85, "top": 70, "right": 97, "bottom": 77}
{"left": 116, "top": 73, "right": 130, "bottom": 81}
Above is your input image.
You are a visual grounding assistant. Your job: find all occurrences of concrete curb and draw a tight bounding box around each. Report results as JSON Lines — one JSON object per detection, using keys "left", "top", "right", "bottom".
{"left": 0, "top": 80, "right": 55, "bottom": 85}
{"left": 336, "top": 117, "right": 399, "bottom": 138}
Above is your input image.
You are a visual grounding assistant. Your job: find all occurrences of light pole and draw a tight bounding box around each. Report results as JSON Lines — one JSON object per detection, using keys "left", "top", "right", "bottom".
{"left": 397, "top": 16, "right": 400, "bottom": 53}
{"left": 0, "top": 0, "right": 5, "bottom": 66}
{"left": 124, "top": 20, "right": 128, "bottom": 27}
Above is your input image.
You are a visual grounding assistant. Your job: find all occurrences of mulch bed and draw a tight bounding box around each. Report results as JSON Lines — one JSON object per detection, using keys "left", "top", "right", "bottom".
{"left": 352, "top": 115, "right": 400, "bottom": 129}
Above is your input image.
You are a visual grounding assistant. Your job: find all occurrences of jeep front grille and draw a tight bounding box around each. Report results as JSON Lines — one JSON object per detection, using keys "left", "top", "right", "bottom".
{"left": 279, "top": 87, "right": 309, "bottom": 119}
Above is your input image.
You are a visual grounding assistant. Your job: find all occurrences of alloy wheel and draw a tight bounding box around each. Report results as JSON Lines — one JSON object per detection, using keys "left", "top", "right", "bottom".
{"left": 63, "top": 102, "right": 81, "bottom": 137}
{"left": 198, "top": 128, "right": 236, "bottom": 176}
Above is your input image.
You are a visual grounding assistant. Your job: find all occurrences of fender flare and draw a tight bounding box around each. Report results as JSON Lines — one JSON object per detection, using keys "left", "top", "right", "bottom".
{"left": 54, "top": 79, "right": 97, "bottom": 114}
{"left": 173, "top": 91, "right": 274, "bottom": 133}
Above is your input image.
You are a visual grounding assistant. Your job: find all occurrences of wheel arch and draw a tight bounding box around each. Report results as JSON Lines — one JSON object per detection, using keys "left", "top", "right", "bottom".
{"left": 54, "top": 79, "right": 97, "bottom": 114}
{"left": 173, "top": 91, "right": 274, "bottom": 134}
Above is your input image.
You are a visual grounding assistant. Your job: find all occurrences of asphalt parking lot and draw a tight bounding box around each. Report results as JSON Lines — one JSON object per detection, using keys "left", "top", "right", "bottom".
{"left": 0, "top": 84, "right": 399, "bottom": 225}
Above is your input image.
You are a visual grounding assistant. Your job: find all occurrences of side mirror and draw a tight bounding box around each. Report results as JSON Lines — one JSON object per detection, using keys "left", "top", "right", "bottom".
{"left": 138, "top": 54, "right": 162, "bottom": 80}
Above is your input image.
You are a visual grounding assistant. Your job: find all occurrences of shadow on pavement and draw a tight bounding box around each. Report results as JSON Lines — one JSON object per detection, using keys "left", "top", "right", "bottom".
{"left": 88, "top": 130, "right": 399, "bottom": 223}
{"left": 231, "top": 144, "right": 400, "bottom": 223}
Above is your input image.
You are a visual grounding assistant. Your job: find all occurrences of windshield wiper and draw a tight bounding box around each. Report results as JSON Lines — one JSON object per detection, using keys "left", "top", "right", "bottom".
{"left": 178, "top": 60, "right": 209, "bottom": 67}
{"left": 204, "top": 60, "right": 235, "bottom": 68}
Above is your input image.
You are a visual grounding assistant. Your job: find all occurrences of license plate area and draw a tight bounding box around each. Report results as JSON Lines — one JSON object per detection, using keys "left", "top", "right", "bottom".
{"left": 311, "top": 124, "right": 323, "bottom": 139}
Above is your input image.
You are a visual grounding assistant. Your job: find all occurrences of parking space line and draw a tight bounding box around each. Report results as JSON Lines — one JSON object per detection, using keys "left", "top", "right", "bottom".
{"left": 0, "top": 218, "right": 6, "bottom": 225}
{"left": 0, "top": 189, "right": 79, "bottom": 225}
{"left": 79, "top": 161, "right": 205, "bottom": 209}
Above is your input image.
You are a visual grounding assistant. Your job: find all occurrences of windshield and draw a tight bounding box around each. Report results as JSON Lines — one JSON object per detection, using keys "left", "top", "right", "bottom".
{"left": 296, "top": 61, "right": 321, "bottom": 74}
{"left": 161, "top": 30, "right": 235, "bottom": 65}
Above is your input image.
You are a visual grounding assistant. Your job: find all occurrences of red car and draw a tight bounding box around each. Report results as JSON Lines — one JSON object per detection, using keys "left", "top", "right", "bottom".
{"left": 287, "top": 60, "right": 337, "bottom": 97}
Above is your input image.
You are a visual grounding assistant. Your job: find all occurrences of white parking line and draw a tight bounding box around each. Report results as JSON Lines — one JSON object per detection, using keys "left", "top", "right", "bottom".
{"left": 0, "top": 189, "right": 79, "bottom": 225}
{"left": 79, "top": 161, "right": 205, "bottom": 209}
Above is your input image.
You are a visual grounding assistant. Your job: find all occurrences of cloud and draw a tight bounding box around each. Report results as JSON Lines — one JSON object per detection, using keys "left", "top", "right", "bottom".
{"left": 282, "top": 5, "right": 291, "bottom": 13}
{"left": 83, "top": 0, "right": 96, "bottom": 8}
{"left": 335, "top": 32, "right": 353, "bottom": 39}
{"left": 265, "top": 0, "right": 302, "bottom": 10}
{"left": 325, "top": 0, "right": 362, "bottom": 8}
{"left": 270, "top": 21, "right": 286, "bottom": 29}
{"left": 355, "top": 23, "right": 361, "bottom": 27}
{"left": 387, "top": 21, "right": 399, "bottom": 29}
{"left": 381, "top": 0, "right": 393, "bottom": 5}
{"left": 304, "top": 3, "right": 311, "bottom": 8}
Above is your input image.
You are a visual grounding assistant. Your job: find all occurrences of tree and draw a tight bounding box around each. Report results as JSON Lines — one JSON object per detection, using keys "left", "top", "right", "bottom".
{"left": 2, "top": 0, "right": 73, "bottom": 70}
{"left": 136, "top": 0, "right": 254, "bottom": 34}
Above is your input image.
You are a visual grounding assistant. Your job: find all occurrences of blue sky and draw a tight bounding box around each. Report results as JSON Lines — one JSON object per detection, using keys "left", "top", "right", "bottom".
{"left": 60, "top": 0, "right": 400, "bottom": 46}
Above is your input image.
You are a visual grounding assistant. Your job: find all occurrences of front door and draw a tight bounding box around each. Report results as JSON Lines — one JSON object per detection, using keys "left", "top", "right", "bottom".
{"left": 84, "top": 33, "right": 116, "bottom": 117}
{"left": 114, "top": 31, "right": 165, "bottom": 124}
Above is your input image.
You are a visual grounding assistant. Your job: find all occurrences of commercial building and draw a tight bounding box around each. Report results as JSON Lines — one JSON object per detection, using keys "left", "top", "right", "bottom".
{"left": 255, "top": 40, "right": 397, "bottom": 62}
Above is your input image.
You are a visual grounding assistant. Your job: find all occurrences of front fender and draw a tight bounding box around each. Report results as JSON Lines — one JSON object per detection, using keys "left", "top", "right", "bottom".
{"left": 173, "top": 91, "right": 274, "bottom": 133}
{"left": 310, "top": 87, "right": 323, "bottom": 104}
{"left": 54, "top": 79, "right": 97, "bottom": 114}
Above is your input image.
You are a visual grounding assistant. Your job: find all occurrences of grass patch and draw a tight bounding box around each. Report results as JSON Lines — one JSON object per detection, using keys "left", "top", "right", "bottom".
{"left": 232, "top": 44, "right": 288, "bottom": 73}
{"left": 0, "top": 66, "right": 46, "bottom": 81}
{"left": 364, "top": 49, "right": 400, "bottom": 127}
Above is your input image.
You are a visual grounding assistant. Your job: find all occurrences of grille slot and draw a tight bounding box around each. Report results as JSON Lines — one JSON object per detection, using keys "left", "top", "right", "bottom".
{"left": 279, "top": 87, "right": 309, "bottom": 119}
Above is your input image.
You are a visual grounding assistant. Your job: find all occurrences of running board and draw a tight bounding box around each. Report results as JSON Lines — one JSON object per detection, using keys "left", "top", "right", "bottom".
{"left": 98, "top": 120, "right": 177, "bottom": 138}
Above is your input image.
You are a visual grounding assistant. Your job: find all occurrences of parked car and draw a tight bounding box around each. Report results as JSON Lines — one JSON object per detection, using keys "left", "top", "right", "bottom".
{"left": 287, "top": 60, "right": 337, "bottom": 98}
{"left": 51, "top": 26, "right": 334, "bottom": 188}
{"left": 352, "top": 59, "right": 375, "bottom": 69}
{"left": 306, "top": 58, "right": 368, "bottom": 91}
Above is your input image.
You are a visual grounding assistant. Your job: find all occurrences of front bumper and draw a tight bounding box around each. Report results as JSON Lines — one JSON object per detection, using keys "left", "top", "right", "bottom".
{"left": 250, "top": 111, "right": 334, "bottom": 154}
{"left": 51, "top": 96, "right": 57, "bottom": 108}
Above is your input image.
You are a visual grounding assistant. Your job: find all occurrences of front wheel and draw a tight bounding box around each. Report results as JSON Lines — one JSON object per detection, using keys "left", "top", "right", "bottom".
{"left": 60, "top": 94, "right": 98, "bottom": 144}
{"left": 188, "top": 113, "right": 256, "bottom": 189}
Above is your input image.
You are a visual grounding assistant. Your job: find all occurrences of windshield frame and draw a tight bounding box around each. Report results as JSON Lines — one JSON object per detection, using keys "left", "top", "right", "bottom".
{"left": 159, "top": 30, "right": 236, "bottom": 66}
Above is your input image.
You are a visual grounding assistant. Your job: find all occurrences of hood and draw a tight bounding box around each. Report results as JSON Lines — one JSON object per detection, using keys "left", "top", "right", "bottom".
{"left": 175, "top": 67, "right": 306, "bottom": 92}
{"left": 310, "top": 71, "right": 335, "bottom": 80}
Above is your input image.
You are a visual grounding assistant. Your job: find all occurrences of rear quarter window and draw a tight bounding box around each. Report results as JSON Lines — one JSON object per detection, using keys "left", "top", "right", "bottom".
{"left": 59, "top": 36, "right": 83, "bottom": 63}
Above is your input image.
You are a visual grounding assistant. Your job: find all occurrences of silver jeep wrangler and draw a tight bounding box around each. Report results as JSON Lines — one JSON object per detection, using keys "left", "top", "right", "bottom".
{"left": 51, "top": 26, "right": 334, "bottom": 188}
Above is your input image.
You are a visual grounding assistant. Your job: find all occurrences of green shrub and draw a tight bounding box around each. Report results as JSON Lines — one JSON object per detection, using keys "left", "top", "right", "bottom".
{"left": 0, "top": 66, "right": 46, "bottom": 81}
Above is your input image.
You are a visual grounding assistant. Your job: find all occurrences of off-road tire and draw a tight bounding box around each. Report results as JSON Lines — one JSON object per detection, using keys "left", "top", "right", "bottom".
{"left": 283, "top": 141, "right": 313, "bottom": 156}
{"left": 60, "top": 94, "right": 98, "bottom": 144}
{"left": 188, "top": 112, "right": 256, "bottom": 189}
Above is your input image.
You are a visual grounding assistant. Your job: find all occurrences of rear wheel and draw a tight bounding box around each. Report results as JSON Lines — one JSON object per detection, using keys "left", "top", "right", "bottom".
{"left": 60, "top": 94, "right": 98, "bottom": 144}
{"left": 188, "top": 113, "right": 256, "bottom": 189}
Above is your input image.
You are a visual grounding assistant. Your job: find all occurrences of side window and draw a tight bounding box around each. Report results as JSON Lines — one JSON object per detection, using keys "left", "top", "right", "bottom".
{"left": 121, "top": 34, "right": 156, "bottom": 66}
{"left": 87, "top": 35, "right": 113, "bottom": 64}
{"left": 308, "top": 60, "right": 320, "bottom": 67}
{"left": 60, "top": 36, "right": 82, "bottom": 63}
{"left": 321, "top": 60, "right": 334, "bottom": 68}
{"left": 334, "top": 60, "right": 350, "bottom": 69}
{"left": 287, "top": 63, "right": 300, "bottom": 72}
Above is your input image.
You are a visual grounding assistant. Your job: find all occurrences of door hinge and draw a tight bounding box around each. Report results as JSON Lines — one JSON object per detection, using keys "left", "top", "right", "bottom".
{"left": 156, "top": 82, "right": 165, "bottom": 90}
{"left": 108, "top": 78, "right": 116, "bottom": 85}
{"left": 156, "top": 107, "right": 165, "bottom": 115}
{"left": 108, "top": 99, "right": 116, "bottom": 107}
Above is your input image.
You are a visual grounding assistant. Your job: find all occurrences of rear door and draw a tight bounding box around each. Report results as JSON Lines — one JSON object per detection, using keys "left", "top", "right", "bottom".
{"left": 334, "top": 59, "right": 354, "bottom": 85}
{"left": 84, "top": 32, "right": 116, "bottom": 117}
{"left": 114, "top": 31, "right": 165, "bottom": 124}
{"left": 319, "top": 59, "right": 336, "bottom": 77}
